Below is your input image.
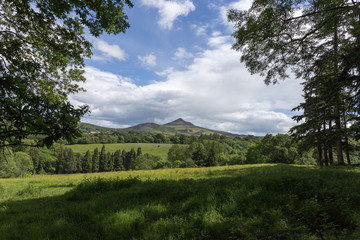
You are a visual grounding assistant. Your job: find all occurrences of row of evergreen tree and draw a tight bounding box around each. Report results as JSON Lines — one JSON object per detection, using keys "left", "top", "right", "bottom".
{"left": 56, "top": 145, "right": 142, "bottom": 174}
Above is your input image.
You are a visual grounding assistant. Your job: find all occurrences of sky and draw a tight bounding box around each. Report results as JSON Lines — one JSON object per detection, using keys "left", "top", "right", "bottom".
{"left": 69, "top": 0, "right": 304, "bottom": 136}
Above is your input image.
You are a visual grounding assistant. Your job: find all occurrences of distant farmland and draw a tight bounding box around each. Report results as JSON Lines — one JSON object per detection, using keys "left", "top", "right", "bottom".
{"left": 66, "top": 143, "right": 174, "bottom": 160}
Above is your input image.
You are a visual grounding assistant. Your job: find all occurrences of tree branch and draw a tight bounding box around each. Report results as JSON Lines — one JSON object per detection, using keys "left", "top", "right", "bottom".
{"left": 283, "top": 4, "right": 358, "bottom": 22}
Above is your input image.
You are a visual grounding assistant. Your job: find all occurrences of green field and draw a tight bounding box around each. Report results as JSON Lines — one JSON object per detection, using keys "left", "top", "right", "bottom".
{"left": 1, "top": 164, "right": 360, "bottom": 239}
{"left": 66, "top": 143, "right": 173, "bottom": 159}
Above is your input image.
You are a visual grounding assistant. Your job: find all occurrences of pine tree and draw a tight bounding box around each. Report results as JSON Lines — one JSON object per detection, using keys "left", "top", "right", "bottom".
{"left": 105, "top": 152, "right": 112, "bottom": 171}
{"left": 124, "top": 148, "right": 136, "bottom": 170}
{"left": 136, "top": 147, "right": 142, "bottom": 157}
{"left": 81, "top": 150, "right": 92, "bottom": 173}
{"left": 92, "top": 148, "right": 100, "bottom": 172}
{"left": 63, "top": 148, "right": 76, "bottom": 173}
{"left": 56, "top": 146, "right": 65, "bottom": 174}
{"left": 121, "top": 150, "right": 127, "bottom": 169}
{"left": 99, "top": 145, "right": 106, "bottom": 172}
{"left": 113, "top": 150, "right": 124, "bottom": 171}
{"left": 75, "top": 153, "right": 82, "bottom": 173}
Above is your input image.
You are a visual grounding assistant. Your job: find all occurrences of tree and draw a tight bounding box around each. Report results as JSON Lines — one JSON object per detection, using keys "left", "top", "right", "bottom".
{"left": 124, "top": 148, "right": 135, "bottom": 170}
{"left": 245, "top": 145, "right": 265, "bottom": 164}
{"left": 228, "top": 0, "right": 360, "bottom": 164}
{"left": 92, "top": 147, "right": 100, "bottom": 172}
{"left": 106, "top": 152, "right": 112, "bottom": 171}
{"left": 113, "top": 150, "right": 124, "bottom": 171}
{"left": 191, "top": 143, "right": 206, "bottom": 166}
{"left": 0, "top": 0, "right": 133, "bottom": 148}
{"left": 99, "top": 145, "right": 106, "bottom": 172}
{"left": 136, "top": 147, "right": 142, "bottom": 157}
{"left": 63, "top": 147, "right": 76, "bottom": 173}
{"left": 56, "top": 146, "right": 65, "bottom": 174}
{"left": 81, "top": 150, "right": 92, "bottom": 173}
{"left": 75, "top": 153, "right": 82, "bottom": 173}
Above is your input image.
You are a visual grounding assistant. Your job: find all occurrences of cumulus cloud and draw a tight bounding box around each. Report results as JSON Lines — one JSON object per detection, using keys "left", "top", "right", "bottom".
{"left": 156, "top": 67, "right": 174, "bottom": 77}
{"left": 172, "top": 47, "right": 194, "bottom": 60}
{"left": 141, "top": 0, "right": 195, "bottom": 29}
{"left": 190, "top": 23, "right": 208, "bottom": 36}
{"left": 92, "top": 39, "right": 126, "bottom": 61}
{"left": 138, "top": 54, "right": 157, "bottom": 67}
{"left": 71, "top": 31, "right": 303, "bottom": 135}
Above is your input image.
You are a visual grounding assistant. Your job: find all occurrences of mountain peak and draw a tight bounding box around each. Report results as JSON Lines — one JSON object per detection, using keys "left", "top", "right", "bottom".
{"left": 165, "top": 118, "right": 194, "bottom": 126}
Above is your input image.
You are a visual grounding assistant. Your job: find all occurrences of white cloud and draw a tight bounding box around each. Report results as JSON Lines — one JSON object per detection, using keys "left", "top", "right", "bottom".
{"left": 71, "top": 31, "right": 303, "bottom": 135}
{"left": 92, "top": 39, "right": 126, "bottom": 61}
{"left": 172, "top": 47, "right": 194, "bottom": 60}
{"left": 218, "top": 0, "right": 253, "bottom": 32}
{"left": 141, "top": 0, "right": 195, "bottom": 29}
{"left": 190, "top": 24, "right": 208, "bottom": 36}
{"left": 138, "top": 54, "right": 157, "bottom": 67}
{"left": 156, "top": 67, "right": 174, "bottom": 77}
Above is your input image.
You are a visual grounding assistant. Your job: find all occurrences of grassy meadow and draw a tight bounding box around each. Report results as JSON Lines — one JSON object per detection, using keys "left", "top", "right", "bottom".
{"left": 1, "top": 164, "right": 360, "bottom": 239}
{"left": 67, "top": 143, "right": 173, "bottom": 159}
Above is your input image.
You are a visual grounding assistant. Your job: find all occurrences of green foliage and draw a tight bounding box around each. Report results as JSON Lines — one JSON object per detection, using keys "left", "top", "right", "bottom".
{"left": 0, "top": 0, "right": 133, "bottom": 146}
{"left": 228, "top": 0, "right": 360, "bottom": 165}
{"left": 92, "top": 148, "right": 100, "bottom": 173}
{"left": 245, "top": 145, "right": 265, "bottom": 164}
{"left": 153, "top": 160, "right": 172, "bottom": 169}
{"left": 131, "top": 154, "right": 159, "bottom": 170}
{"left": 81, "top": 150, "right": 92, "bottom": 173}
{"left": 0, "top": 0, "right": 133, "bottom": 148}
{"left": 246, "top": 134, "right": 316, "bottom": 164}
{"left": 0, "top": 148, "right": 19, "bottom": 178}
{"left": 14, "top": 152, "right": 34, "bottom": 175}
{"left": 1, "top": 165, "right": 360, "bottom": 239}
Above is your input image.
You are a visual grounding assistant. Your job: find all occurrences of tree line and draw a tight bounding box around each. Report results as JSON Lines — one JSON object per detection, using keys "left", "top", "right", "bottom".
{"left": 2, "top": 132, "right": 360, "bottom": 177}
{"left": 56, "top": 145, "right": 147, "bottom": 174}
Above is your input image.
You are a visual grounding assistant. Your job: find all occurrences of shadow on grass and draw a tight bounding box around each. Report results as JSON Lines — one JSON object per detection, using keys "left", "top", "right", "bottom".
{"left": 1, "top": 165, "right": 360, "bottom": 240}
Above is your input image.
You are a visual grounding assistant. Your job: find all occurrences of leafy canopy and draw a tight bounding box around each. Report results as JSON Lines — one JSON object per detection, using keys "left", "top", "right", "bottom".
{"left": 228, "top": 0, "right": 360, "bottom": 84}
{"left": 0, "top": 0, "right": 133, "bottom": 147}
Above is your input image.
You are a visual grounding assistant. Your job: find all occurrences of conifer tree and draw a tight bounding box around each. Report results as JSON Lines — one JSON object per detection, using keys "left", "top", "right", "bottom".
{"left": 63, "top": 148, "right": 76, "bottom": 173}
{"left": 75, "top": 153, "right": 82, "bottom": 173}
{"left": 81, "top": 150, "right": 92, "bottom": 173}
{"left": 56, "top": 146, "right": 65, "bottom": 174}
{"left": 113, "top": 150, "right": 124, "bottom": 171}
{"left": 121, "top": 150, "right": 127, "bottom": 169}
{"left": 105, "top": 152, "right": 112, "bottom": 171}
{"left": 124, "top": 148, "right": 136, "bottom": 170}
{"left": 137, "top": 147, "right": 142, "bottom": 157}
{"left": 99, "top": 145, "right": 106, "bottom": 172}
{"left": 92, "top": 148, "right": 100, "bottom": 172}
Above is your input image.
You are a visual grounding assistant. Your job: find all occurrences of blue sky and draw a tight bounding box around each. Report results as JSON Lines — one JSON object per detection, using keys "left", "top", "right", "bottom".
{"left": 70, "top": 0, "right": 304, "bottom": 136}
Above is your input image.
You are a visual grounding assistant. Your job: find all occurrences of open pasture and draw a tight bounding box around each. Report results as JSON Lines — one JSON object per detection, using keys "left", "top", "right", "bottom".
{"left": 1, "top": 164, "right": 360, "bottom": 239}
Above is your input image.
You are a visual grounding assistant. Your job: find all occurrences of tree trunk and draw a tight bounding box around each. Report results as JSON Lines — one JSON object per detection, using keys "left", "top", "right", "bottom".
{"left": 323, "top": 117, "right": 329, "bottom": 166}
{"left": 317, "top": 144, "right": 324, "bottom": 168}
{"left": 333, "top": 25, "right": 345, "bottom": 165}
{"left": 328, "top": 120, "right": 334, "bottom": 165}
{"left": 342, "top": 101, "right": 351, "bottom": 165}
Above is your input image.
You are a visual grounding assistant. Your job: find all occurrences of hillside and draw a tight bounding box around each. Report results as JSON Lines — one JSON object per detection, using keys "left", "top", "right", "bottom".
{"left": 79, "top": 118, "right": 246, "bottom": 138}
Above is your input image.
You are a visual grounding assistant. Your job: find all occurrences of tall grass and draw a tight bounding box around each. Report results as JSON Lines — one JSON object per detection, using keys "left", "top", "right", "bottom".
{"left": 1, "top": 164, "right": 359, "bottom": 239}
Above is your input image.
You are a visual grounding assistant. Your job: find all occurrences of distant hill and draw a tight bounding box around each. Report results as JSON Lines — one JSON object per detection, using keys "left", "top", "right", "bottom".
{"left": 128, "top": 123, "right": 161, "bottom": 130}
{"left": 78, "top": 122, "right": 115, "bottom": 133}
{"left": 79, "top": 118, "right": 247, "bottom": 138}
